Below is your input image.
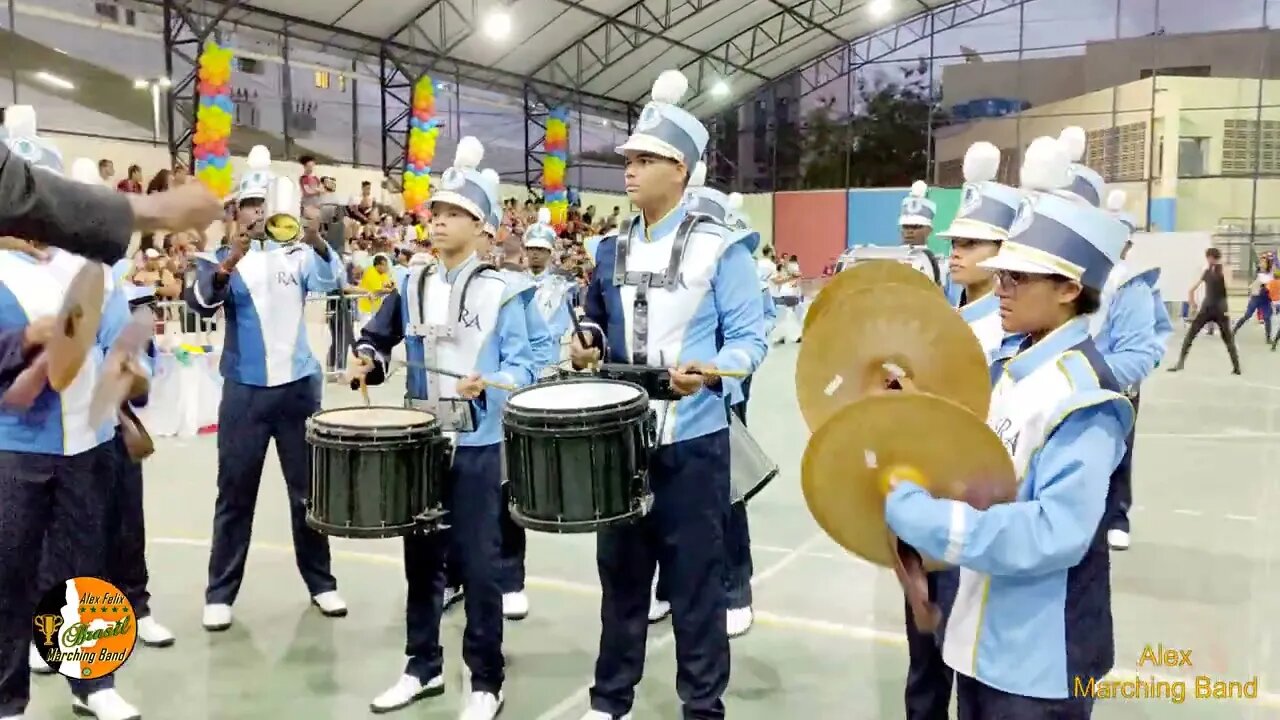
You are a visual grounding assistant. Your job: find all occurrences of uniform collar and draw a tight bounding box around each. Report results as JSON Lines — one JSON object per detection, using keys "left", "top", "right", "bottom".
{"left": 1002, "top": 315, "right": 1091, "bottom": 382}
{"left": 958, "top": 291, "right": 999, "bottom": 324}
{"left": 439, "top": 252, "right": 478, "bottom": 284}
{"left": 638, "top": 204, "right": 686, "bottom": 243}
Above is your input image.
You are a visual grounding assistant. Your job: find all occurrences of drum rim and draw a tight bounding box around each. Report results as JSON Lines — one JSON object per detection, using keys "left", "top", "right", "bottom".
{"left": 506, "top": 377, "right": 649, "bottom": 417}
{"left": 308, "top": 405, "right": 442, "bottom": 433}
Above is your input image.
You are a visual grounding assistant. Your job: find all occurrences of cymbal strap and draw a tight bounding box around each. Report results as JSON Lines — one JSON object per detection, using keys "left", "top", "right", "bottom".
{"left": 893, "top": 537, "right": 941, "bottom": 633}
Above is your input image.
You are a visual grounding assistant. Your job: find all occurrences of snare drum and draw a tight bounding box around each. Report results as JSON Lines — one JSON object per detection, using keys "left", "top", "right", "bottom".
{"left": 503, "top": 379, "right": 654, "bottom": 533}
{"left": 305, "top": 406, "right": 451, "bottom": 538}
{"left": 729, "top": 414, "right": 778, "bottom": 504}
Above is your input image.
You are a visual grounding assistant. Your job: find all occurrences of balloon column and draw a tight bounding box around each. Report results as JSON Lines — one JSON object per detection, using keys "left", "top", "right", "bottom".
{"left": 403, "top": 75, "right": 439, "bottom": 216}
{"left": 193, "top": 40, "right": 234, "bottom": 198}
{"left": 543, "top": 107, "right": 569, "bottom": 229}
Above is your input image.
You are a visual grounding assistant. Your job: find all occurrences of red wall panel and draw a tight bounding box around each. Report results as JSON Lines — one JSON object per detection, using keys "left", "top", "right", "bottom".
{"left": 772, "top": 190, "right": 847, "bottom": 277}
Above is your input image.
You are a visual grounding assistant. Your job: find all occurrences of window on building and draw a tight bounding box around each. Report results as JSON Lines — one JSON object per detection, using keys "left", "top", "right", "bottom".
{"left": 1222, "top": 119, "right": 1280, "bottom": 175}
{"left": 1178, "top": 137, "right": 1209, "bottom": 178}
{"left": 338, "top": 75, "right": 347, "bottom": 92}
{"left": 1139, "top": 65, "right": 1211, "bottom": 79}
{"left": 314, "top": 71, "right": 330, "bottom": 90}
{"left": 1085, "top": 122, "right": 1147, "bottom": 182}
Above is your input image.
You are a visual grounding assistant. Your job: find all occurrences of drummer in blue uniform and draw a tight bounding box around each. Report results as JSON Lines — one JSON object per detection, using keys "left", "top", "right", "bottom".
{"left": 886, "top": 134, "right": 1133, "bottom": 719}
{"left": 480, "top": 179, "right": 555, "bottom": 623}
{"left": 349, "top": 136, "right": 536, "bottom": 719}
{"left": 0, "top": 105, "right": 146, "bottom": 720}
{"left": 569, "top": 69, "right": 768, "bottom": 720}
{"left": 185, "top": 145, "right": 347, "bottom": 632}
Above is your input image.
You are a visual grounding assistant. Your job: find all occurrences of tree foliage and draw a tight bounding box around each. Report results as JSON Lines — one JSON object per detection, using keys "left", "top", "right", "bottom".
{"left": 801, "top": 59, "right": 945, "bottom": 189}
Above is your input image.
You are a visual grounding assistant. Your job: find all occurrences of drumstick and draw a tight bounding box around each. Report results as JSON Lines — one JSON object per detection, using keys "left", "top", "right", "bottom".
{"left": 673, "top": 367, "right": 751, "bottom": 379}
{"left": 413, "top": 363, "right": 517, "bottom": 392}
{"left": 358, "top": 374, "right": 371, "bottom": 407}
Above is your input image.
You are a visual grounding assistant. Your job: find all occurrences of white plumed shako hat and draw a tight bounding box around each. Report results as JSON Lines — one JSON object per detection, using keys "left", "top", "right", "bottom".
{"left": 615, "top": 70, "right": 708, "bottom": 172}
{"left": 237, "top": 145, "right": 272, "bottom": 203}
{"left": 0, "top": 106, "right": 63, "bottom": 174}
{"left": 938, "top": 141, "right": 1021, "bottom": 242}
{"left": 899, "top": 180, "right": 936, "bottom": 227}
{"left": 524, "top": 207, "right": 558, "bottom": 251}
{"left": 1058, "top": 126, "right": 1105, "bottom": 208}
{"left": 432, "top": 136, "right": 498, "bottom": 224}
{"left": 978, "top": 135, "right": 1128, "bottom": 292}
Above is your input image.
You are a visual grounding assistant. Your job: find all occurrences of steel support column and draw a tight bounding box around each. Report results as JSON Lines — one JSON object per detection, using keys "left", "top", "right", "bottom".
{"left": 379, "top": 45, "right": 416, "bottom": 189}
{"left": 162, "top": 0, "right": 242, "bottom": 169}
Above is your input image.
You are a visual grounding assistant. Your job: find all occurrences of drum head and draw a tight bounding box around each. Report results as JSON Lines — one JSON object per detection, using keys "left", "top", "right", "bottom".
{"left": 313, "top": 406, "right": 436, "bottom": 428}
{"left": 509, "top": 380, "right": 643, "bottom": 411}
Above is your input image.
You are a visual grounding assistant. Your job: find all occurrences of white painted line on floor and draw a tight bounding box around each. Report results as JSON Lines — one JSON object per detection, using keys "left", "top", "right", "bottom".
{"left": 1138, "top": 431, "right": 1280, "bottom": 440}
{"left": 1173, "top": 509, "right": 1203, "bottom": 517}
{"left": 150, "top": 537, "right": 1280, "bottom": 709}
{"left": 1226, "top": 514, "right": 1259, "bottom": 522}
{"left": 531, "top": 533, "right": 826, "bottom": 720}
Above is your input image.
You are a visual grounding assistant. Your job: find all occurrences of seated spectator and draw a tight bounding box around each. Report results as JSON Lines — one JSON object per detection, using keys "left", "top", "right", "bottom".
{"left": 357, "top": 253, "right": 395, "bottom": 315}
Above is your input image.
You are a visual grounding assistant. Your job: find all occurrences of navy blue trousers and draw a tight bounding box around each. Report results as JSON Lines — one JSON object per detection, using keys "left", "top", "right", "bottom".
{"left": 403, "top": 444, "right": 505, "bottom": 694}
{"left": 496, "top": 483, "right": 526, "bottom": 594}
{"left": 1104, "top": 391, "right": 1138, "bottom": 534}
{"left": 206, "top": 376, "right": 336, "bottom": 605}
{"left": 109, "top": 433, "right": 151, "bottom": 618}
{"left": 590, "top": 430, "right": 731, "bottom": 720}
{"left": 0, "top": 445, "right": 117, "bottom": 714}
{"left": 905, "top": 570, "right": 956, "bottom": 720}
{"left": 955, "top": 674, "right": 1094, "bottom": 719}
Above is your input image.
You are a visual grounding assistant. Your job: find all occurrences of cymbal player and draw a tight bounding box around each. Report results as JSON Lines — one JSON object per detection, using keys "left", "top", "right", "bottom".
{"left": 884, "top": 135, "right": 1133, "bottom": 719}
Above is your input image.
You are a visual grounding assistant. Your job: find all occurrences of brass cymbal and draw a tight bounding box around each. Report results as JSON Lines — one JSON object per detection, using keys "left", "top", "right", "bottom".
{"left": 801, "top": 392, "right": 1017, "bottom": 569}
{"left": 795, "top": 283, "right": 990, "bottom": 431}
{"left": 47, "top": 262, "right": 105, "bottom": 391}
{"left": 805, "top": 260, "right": 943, "bottom": 332}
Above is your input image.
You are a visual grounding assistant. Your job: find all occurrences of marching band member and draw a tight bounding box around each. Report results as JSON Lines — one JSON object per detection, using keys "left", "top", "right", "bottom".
{"left": 349, "top": 137, "right": 536, "bottom": 719}
{"left": 895, "top": 140, "right": 1022, "bottom": 720}
{"left": 1092, "top": 189, "right": 1172, "bottom": 551}
{"left": 1058, "top": 127, "right": 1106, "bottom": 209}
{"left": 0, "top": 106, "right": 144, "bottom": 720}
{"left": 482, "top": 181, "right": 554, "bottom": 622}
{"left": 185, "top": 146, "right": 347, "bottom": 632}
{"left": 569, "top": 70, "right": 768, "bottom": 719}
{"left": 939, "top": 141, "right": 1022, "bottom": 360}
{"left": 900, "top": 180, "right": 937, "bottom": 248}
{"left": 649, "top": 164, "right": 769, "bottom": 639}
{"left": 885, "top": 135, "right": 1133, "bottom": 719}
{"left": 524, "top": 207, "right": 575, "bottom": 353}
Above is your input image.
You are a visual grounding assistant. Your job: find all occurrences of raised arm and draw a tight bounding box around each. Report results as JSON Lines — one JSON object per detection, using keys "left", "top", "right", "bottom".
{"left": 184, "top": 252, "right": 230, "bottom": 318}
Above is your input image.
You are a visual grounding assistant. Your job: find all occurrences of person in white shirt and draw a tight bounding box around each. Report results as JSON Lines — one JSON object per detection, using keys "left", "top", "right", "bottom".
{"left": 771, "top": 254, "right": 803, "bottom": 344}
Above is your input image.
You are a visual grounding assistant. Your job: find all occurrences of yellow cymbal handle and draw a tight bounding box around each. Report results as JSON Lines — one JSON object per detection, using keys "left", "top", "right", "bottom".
{"left": 358, "top": 375, "right": 370, "bottom": 407}
{"left": 882, "top": 463, "right": 926, "bottom": 496}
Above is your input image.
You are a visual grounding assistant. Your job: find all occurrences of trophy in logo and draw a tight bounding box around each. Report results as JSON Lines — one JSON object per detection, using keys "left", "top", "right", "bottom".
{"left": 34, "top": 614, "right": 63, "bottom": 647}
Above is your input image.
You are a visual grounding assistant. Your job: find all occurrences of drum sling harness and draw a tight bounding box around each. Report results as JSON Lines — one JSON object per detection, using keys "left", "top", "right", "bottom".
{"left": 403, "top": 259, "right": 494, "bottom": 433}
{"left": 611, "top": 213, "right": 705, "bottom": 365}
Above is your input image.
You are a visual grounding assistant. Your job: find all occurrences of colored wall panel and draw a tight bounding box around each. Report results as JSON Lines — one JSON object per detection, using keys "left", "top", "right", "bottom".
{"left": 846, "top": 189, "right": 908, "bottom": 248}
{"left": 773, "top": 190, "right": 848, "bottom": 276}
{"left": 1149, "top": 197, "right": 1177, "bottom": 232}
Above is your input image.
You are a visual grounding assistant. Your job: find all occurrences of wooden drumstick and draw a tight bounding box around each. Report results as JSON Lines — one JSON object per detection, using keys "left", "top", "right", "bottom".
{"left": 671, "top": 366, "right": 751, "bottom": 380}
{"left": 358, "top": 374, "right": 371, "bottom": 407}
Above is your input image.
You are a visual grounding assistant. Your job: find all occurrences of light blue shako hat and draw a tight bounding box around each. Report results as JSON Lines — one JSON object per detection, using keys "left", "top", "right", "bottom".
{"left": 524, "top": 207, "right": 557, "bottom": 250}
{"left": 432, "top": 136, "right": 498, "bottom": 225}
{"left": 0, "top": 105, "right": 64, "bottom": 174}
{"left": 1058, "top": 126, "right": 1105, "bottom": 208}
{"left": 978, "top": 135, "right": 1128, "bottom": 292}
{"left": 938, "top": 141, "right": 1021, "bottom": 242}
{"left": 683, "top": 161, "right": 744, "bottom": 224}
{"left": 616, "top": 69, "right": 708, "bottom": 175}
{"left": 899, "top": 180, "right": 936, "bottom": 227}
{"left": 479, "top": 168, "right": 503, "bottom": 236}
{"left": 1105, "top": 188, "right": 1138, "bottom": 234}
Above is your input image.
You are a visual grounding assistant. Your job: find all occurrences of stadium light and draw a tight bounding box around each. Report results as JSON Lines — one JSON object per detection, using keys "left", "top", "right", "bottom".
{"left": 712, "top": 79, "right": 731, "bottom": 97}
{"left": 134, "top": 76, "right": 171, "bottom": 143}
{"left": 871, "top": 0, "right": 892, "bottom": 18}
{"left": 483, "top": 9, "right": 512, "bottom": 40}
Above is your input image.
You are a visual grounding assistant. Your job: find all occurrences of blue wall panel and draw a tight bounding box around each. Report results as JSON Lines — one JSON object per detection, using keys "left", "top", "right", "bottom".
{"left": 846, "top": 189, "right": 908, "bottom": 248}
{"left": 1148, "top": 197, "right": 1177, "bottom": 232}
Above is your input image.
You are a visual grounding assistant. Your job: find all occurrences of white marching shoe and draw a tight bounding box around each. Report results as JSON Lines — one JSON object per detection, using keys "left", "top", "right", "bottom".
{"left": 727, "top": 607, "right": 754, "bottom": 638}
{"left": 70, "top": 689, "right": 141, "bottom": 720}
{"left": 459, "top": 690, "right": 503, "bottom": 720}
{"left": 202, "top": 603, "right": 233, "bottom": 632}
{"left": 580, "top": 711, "right": 632, "bottom": 720}
{"left": 502, "top": 592, "right": 529, "bottom": 621}
{"left": 370, "top": 673, "right": 444, "bottom": 713}
{"left": 136, "top": 616, "right": 175, "bottom": 648}
{"left": 647, "top": 599, "right": 671, "bottom": 623}
{"left": 29, "top": 643, "right": 53, "bottom": 674}
{"left": 312, "top": 591, "right": 348, "bottom": 618}
{"left": 1107, "top": 529, "right": 1131, "bottom": 550}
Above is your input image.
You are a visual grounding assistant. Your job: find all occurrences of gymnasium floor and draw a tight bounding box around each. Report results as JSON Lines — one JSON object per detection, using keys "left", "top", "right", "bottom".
{"left": 22, "top": 320, "right": 1280, "bottom": 719}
